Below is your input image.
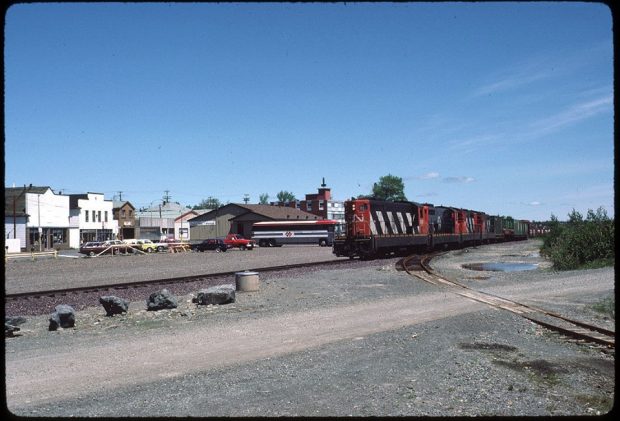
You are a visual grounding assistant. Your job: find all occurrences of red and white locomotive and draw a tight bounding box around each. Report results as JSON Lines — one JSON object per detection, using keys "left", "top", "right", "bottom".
{"left": 333, "top": 198, "right": 527, "bottom": 259}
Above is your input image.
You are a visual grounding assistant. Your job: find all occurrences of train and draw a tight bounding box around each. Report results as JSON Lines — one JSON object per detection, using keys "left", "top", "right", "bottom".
{"left": 252, "top": 219, "right": 339, "bottom": 247}
{"left": 332, "top": 198, "right": 529, "bottom": 259}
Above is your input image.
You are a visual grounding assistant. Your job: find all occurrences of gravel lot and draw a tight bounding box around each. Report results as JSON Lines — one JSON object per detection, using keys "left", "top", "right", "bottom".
{"left": 5, "top": 245, "right": 343, "bottom": 295}
{"left": 5, "top": 240, "right": 615, "bottom": 417}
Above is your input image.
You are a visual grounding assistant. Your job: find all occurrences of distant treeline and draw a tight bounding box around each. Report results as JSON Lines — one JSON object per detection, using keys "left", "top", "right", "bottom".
{"left": 540, "top": 207, "right": 614, "bottom": 270}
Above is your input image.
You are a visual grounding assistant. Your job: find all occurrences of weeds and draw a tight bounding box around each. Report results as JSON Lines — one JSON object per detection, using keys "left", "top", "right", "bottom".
{"left": 590, "top": 296, "right": 615, "bottom": 320}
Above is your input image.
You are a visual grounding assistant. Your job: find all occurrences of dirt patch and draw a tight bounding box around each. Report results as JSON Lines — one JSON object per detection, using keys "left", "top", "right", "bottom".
{"left": 505, "top": 358, "right": 564, "bottom": 374}
{"left": 459, "top": 342, "right": 518, "bottom": 352}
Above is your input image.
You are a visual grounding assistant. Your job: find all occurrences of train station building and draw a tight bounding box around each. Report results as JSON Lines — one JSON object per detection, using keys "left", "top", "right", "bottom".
{"left": 188, "top": 204, "right": 319, "bottom": 241}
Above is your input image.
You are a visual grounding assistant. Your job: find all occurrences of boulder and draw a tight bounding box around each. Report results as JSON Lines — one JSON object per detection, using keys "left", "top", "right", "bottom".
{"left": 49, "top": 304, "right": 76, "bottom": 331}
{"left": 99, "top": 296, "right": 130, "bottom": 316}
{"left": 5, "top": 316, "right": 27, "bottom": 337}
{"left": 194, "top": 285, "right": 236, "bottom": 305}
{"left": 147, "top": 289, "right": 178, "bottom": 311}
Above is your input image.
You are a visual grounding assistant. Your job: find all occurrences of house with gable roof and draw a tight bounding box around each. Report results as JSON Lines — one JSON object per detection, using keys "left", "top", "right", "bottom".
{"left": 188, "top": 203, "right": 320, "bottom": 241}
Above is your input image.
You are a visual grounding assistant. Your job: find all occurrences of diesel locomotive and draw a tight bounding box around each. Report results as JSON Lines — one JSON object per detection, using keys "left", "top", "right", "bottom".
{"left": 332, "top": 198, "right": 529, "bottom": 259}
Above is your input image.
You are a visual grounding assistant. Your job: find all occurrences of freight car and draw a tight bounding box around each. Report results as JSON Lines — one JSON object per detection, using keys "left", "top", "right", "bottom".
{"left": 333, "top": 198, "right": 528, "bottom": 259}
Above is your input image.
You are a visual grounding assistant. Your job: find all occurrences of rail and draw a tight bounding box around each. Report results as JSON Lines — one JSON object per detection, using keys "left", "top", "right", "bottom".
{"left": 5, "top": 258, "right": 354, "bottom": 301}
{"left": 5, "top": 250, "right": 58, "bottom": 262}
{"left": 401, "top": 253, "right": 614, "bottom": 348}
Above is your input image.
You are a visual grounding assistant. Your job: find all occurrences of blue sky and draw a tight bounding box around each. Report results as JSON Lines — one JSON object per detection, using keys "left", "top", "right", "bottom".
{"left": 4, "top": 2, "right": 613, "bottom": 221}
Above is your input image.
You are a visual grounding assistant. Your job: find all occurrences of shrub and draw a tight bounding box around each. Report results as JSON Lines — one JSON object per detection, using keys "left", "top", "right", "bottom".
{"left": 541, "top": 207, "right": 614, "bottom": 270}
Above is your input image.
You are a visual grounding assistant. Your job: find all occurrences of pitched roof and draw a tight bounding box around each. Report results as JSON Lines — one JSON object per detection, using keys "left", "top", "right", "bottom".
{"left": 189, "top": 203, "right": 319, "bottom": 222}
{"left": 176, "top": 209, "right": 215, "bottom": 221}
{"left": 135, "top": 201, "right": 192, "bottom": 219}
{"left": 236, "top": 204, "right": 320, "bottom": 220}
{"left": 112, "top": 200, "right": 135, "bottom": 210}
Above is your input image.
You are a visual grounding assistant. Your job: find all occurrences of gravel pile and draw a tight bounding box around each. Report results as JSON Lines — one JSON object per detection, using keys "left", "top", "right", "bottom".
{"left": 5, "top": 240, "right": 615, "bottom": 417}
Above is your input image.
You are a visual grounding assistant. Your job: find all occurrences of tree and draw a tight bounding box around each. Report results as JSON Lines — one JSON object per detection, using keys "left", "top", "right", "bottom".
{"left": 371, "top": 174, "right": 407, "bottom": 201}
{"left": 192, "top": 196, "right": 221, "bottom": 210}
{"left": 276, "top": 190, "right": 296, "bottom": 203}
{"left": 541, "top": 207, "right": 614, "bottom": 270}
{"left": 259, "top": 193, "right": 270, "bottom": 204}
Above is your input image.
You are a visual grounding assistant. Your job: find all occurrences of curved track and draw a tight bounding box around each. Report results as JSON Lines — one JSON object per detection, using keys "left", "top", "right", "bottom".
{"left": 401, "top": 253, "right": 615, "bottom": 348}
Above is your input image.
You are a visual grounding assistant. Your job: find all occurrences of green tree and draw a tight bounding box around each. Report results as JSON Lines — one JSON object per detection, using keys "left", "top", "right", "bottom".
{"left": 259, "top": 193, "right": 270, "bottom": 204}
{"left": 276, "top": 190, "right": 296, "bottom": 203}
{"left": 192, "top": 196, "right": 221, "bottom": 210}
{"left": 541, "top": 207, "right": 614, "bottom": 270}
{"left": 371, "top": 174, "right": 407, "bottom": 201}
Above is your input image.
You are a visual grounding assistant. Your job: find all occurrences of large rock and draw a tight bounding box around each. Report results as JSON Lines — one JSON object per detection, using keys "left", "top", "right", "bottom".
{"left": 99, "top": 295, "right": 129, "bottom": 316}
{"left": 49, "top": 304, "right": 76, "bottom": 331}
{"left": 193, "top": 285, "right": 236, "bottom": 305}
{"left": 5, "top": 316, "right": 27, "bottom": 337}
{"left": 147, "top": 289, "right": 178, "bottom": 311}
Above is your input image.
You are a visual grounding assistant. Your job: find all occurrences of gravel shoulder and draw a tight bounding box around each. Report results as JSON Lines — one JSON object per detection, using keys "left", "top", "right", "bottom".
{"left": 5, "top": 240, "right": 615, "bottom": 417}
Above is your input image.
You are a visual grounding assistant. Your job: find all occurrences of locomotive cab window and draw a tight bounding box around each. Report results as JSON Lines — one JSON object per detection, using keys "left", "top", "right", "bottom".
{"left": 359, "top": 204, "right": 367, "bottom": 211}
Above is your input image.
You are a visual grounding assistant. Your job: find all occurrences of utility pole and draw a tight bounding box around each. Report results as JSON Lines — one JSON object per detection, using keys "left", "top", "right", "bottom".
{"left": 162, "top": 190, "right": 171, "bottom": 204}
{"left": 117, "top": 191, "right": 123, "bottom": 201}
{"left": 243, "top": 194, "right": 250, "bottom": 204}
{"left": 12, "top": 184, "right": 32, "bottom": 240}
{"left": 38, "top": 194, "right": 42, "bottom": 251}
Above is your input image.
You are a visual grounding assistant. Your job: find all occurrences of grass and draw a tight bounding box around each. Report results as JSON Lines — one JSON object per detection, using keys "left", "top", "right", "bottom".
{"left": 590, "top": 296, "right": 615, "bottom": 320}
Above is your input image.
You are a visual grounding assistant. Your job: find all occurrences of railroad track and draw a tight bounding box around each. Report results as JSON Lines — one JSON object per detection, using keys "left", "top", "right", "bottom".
{"left": 401, "top": 253, "right": 615, "bottom": 348}
{"left": 5, "top": 259, "right": 355, "bottom": 302}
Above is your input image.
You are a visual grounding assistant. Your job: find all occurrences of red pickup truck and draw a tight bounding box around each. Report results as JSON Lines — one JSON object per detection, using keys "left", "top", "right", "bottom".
{"left": 224, "top": 234, "right": 255, "bottom": 250}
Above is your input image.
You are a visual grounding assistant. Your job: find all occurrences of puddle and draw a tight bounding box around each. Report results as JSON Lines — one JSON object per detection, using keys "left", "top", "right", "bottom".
{"left": 462, "top": 262, "right": 538, "bottom": 272}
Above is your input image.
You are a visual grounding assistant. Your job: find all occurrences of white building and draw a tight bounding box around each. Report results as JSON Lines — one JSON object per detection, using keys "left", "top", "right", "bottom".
{"left": 5, "top": 186, "right": 71, "bottom": 251}
{"left": 68, "top": 193, "right": 118, "bottom": 248}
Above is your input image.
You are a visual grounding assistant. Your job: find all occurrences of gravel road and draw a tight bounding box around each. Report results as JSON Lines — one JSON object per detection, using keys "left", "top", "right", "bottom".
{"left": 5, "top": 240, "right": 615, "bottom": 417}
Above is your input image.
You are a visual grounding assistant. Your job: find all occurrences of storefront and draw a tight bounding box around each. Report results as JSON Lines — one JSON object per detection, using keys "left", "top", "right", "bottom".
{"left": 79, "top": 228, "right": 115, "bottom": 243}
{"left": 28, "top": 227, "right": 69, "bottom": 250}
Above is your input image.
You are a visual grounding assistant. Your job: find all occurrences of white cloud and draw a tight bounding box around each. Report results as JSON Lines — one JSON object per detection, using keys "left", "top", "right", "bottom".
{"left": 446, "top": 134, "right": 502, "bottom": 153}
{"left": 473, "top": 69, "right": 551, "bottom": 97}
{"left": 443, "top": 176, "right": 475, "bottom": 184}
{"left": 418, "top": 172, "right": 440, "bottom": 180}
{"left": 529, "top": 95, "right": 613, "bottom": 135}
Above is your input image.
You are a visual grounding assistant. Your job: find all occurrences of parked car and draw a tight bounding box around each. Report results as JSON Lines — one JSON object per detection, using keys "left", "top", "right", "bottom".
{"left": 79, "top": 240, "right": 132, "bottom": 256}
{"left": 224, "top": 234, "right": 256, "bottom": 250}
{"left": 123, "top": 239, "right": 158, "bottom": 253}
{"left": 149, "top": 239, "right": 169, "bottom": 252}
{"left": 191, "top": 239, "right": 230, "bottom": 252}
{"left": 157, "top": 238, "right": 192, "bottom": 252}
